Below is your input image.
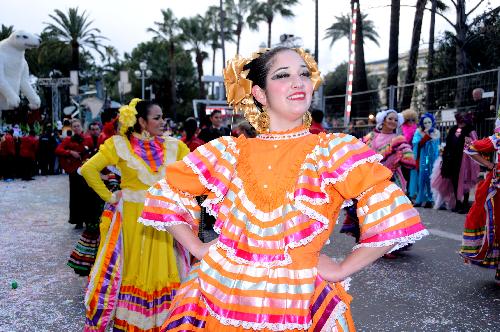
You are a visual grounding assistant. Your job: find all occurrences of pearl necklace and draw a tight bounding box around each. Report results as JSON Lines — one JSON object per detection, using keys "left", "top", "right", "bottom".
{"left": 257, "top": 128, "right": 311, "bottom": 141}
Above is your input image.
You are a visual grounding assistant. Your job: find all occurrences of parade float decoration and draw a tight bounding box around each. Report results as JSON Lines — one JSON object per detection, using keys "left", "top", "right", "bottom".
{"left": 0, "top": 30, "right": 41, "bottom": 116}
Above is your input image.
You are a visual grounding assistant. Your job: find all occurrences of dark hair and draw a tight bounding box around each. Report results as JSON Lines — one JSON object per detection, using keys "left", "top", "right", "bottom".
{"left": 210, "top": 110, "right": 222, "bottom": 118}
{"left": 184, "top": 117, "right": 198, "bottom": 141}
{"left": 234, "top": 121, "right": 257, "bottom": 138}
{"left": 311, "top": 110, "right": 324, "bottom": 124}
{"left": 455, "top": 111, "right": 473, "bottom": 126}
{"left": 63, "top": 119, "right": 70, "bottom": 126}
{"left": 89, "top": 121, "right": 101, "bottom": 129}
{"left": 128, "top": 100, "right": 159, "bottom": 136}
{"left": 243, "top": 46, "right": 293, "bottom": 110}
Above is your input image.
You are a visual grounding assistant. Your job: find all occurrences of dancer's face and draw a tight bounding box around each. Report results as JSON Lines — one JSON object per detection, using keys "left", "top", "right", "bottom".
{"left": 383, "top": 113, "right": 398, "bottom": 132}
{"left": 253, "top": 50, "right": 313, "bottom": 124}
{"left": 423, "top": 117, "right": 433, "bottom": 131}
{"left": 140, "top": 105, "right": 165, "bottom": 137}
{"left": 71, "top": 121, "right": 82, "bottom": 135}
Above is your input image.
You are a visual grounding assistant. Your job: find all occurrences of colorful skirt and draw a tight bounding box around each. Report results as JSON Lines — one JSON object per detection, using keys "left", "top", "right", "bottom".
{"left": 68, "top": 224, "right": 100, "bottom": 276}
{"left": 460, "top": 172, "right": 500, "bottom": 281}
{"left": 85, "top": 200, "right": 185, "bottom": 331}
{"left": 161, "top": 263, "right": 355, "bottom": 332}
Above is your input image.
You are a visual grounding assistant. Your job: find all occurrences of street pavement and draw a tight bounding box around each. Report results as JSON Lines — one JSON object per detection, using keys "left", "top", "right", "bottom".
{"left": 0, "top": 175, "right": 499, "bottom": 332}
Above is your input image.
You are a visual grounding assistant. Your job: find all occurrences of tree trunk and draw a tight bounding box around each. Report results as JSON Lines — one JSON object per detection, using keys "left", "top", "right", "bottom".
{"left": 387, "top": 0, "right": 400, "bottom": 108}
{"left": 267, "top": 17, "right": 272, "bottom": 48}
{"left": 212, "top": 47, "right": 216, "bottom": 97}
{"left": 399, "top": 0, "right": 427, "bottom": 111}
{"left": 425, "top": 0, "right": 437, "bottom": 110}
{"left": 352, "top": 0, "right": 369, "bottom": 118}
{"left": 314, "top": 0, "right": 319, "bottom": 63}
{"left": 236, "top": 32, "right": 241, "bottom": 55}
{"left": 169, "top": 42, "right": 177, "bottom": 120}
{"left": 236, "top": 22, "right": 242, "bottom": 55}
{"left": 196, "top": 50, "right": 206, "bottom": 99}
{"left": 219, "top": 0, "right": 226, "bottom": 67}
{"left": 71, "top": 41, "right": 79, "bottom": 70}
{"left": 455, "top": 0, "right": 468, "bottom": 108}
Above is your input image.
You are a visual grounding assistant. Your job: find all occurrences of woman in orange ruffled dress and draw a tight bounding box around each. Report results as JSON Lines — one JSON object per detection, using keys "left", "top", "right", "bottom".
{"left": 139, "top": 47, "right": 428, "bottom": 331}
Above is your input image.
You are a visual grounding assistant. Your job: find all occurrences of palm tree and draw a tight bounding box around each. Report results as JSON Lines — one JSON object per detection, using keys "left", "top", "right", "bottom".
{"left": 205, "top": 7, "right": 234, "bottom": 75}
{"left": 0, "top": 24, "right": 14, "bottom": 40}
{"left": 225, "top": 0, "right": 259, "bottom": 55}
{"left": 148, "top": 8, "right": 181, "bottom": 118}
{"left": 102, "top": 45, "right": 119, "bottom": 66}
{"left": 178, "top": 16, "right": 211, "bottom": 99}
{"left": 324, "top": 13, "right": 379, "bottom": 47}
{"left": 43, "top": 7, "right": 106, "bottom": 70}
{"left": 399, "top": 0, "right": 428, "bottom": 111}
{"left": 324, "top": 4, "right": 379, "bottom": 117}
{"left": 387, "top": 0, "right": 400, "bottom": 107}
{"left": 205, "top": 6, "right": 234, "bottom": 96}
{"left": 250, "top": 0, "right": 299, "bottom": 48}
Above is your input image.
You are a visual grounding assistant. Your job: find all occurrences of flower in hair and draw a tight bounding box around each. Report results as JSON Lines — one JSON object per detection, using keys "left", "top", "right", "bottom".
{"left": 294, "top": 48, "right": 322, "bottom": 90}
{"left": 223, "top": 55, "right": 253, "bottom": 114}
{"left": 118, "top": 98, "right": 141, "bottom": 135}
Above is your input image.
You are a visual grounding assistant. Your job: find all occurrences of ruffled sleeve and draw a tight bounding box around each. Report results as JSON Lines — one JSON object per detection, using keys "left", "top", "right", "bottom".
{"left": 464, "top": 134, "right": 496, "bottom": 155}
{"left": 307, "top": 133, "right": 427, "bottom": 251}
{"left": 138, "top": 137, "right": 237, "bottom": 231}
{"left": 392, "top": 135, "right": 416, "bottom": 169}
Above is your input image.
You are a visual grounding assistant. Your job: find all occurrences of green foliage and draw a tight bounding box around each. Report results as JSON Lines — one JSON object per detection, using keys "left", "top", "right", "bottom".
{"left": 124, "top": 40, "right": 198, "bottom": 119}
{"left": 323, "top": 62, "right": 380, "bottom": 116}
{"left": 250, "top": 0, "right": 299, "bottom": 47}
{"left": 433, "top": 9, "right": 500, "bottom": 78}
{"left": 225, "top": 0, "right": 259, "bottom": 54}
{"left": 179, "top": 15, "right": 211, "bottom": 98}
{"left": 148, "top": 9, "right": 181, "bottom": 46}
{"left": 0, "top": 24, "right": 14, "bottom": 40}
{"left": 43, "top": 7, "right": 107, "bottom": 69}
{"left": 25, "top": 32, "right": 72, "bottom": 77}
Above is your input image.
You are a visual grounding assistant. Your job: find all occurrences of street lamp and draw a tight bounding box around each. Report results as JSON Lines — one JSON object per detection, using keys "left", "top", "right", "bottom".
{"left": 134, "top": 62, "right": 152, "bottom": 99}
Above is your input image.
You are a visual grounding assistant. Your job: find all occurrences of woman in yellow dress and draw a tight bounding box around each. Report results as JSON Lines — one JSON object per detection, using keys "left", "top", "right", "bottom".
{"left": 81, "top": 98, "right": 190, "bottom": 331}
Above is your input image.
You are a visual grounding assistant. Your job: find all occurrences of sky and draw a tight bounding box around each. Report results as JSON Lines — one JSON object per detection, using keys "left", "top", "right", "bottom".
{"left": 1, "top": 0, "right": 496, "bottom": 77}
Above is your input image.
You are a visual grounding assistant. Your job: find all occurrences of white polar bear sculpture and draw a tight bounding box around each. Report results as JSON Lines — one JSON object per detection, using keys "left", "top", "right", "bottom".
{"left": 0, "top": 30, "right": 41, "bottom": 111}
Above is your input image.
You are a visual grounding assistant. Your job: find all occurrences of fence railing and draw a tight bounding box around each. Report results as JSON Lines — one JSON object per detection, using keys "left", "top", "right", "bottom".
{"left": 323, "top": 68, "right": 500, "bottom": 122}
{"left": 328, "top": 118, "right": 496, "bottom": 143}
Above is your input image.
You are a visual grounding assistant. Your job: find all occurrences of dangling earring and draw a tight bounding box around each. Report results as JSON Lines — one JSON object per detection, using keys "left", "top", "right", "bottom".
{"left": 140, "top": 129, "right": 152, "bottom": 140}
{"left": 303, "top": 111, "right": 312, "bottom": 129}
{"left": 257, "top": 106, "right": 270, "bottom": 133}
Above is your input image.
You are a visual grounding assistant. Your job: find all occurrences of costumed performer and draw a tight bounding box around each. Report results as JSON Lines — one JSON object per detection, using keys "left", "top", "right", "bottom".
{"left": 81, "top": 99, "right": 190, "bottom": 331}
{"left": 409, "top": 113, "right": 440, "bottom": 208}
{"left": 138, "top": 47, "right": 428, "bottom": 331}
{"left": 460, "top": 116, "right": 500, "bottom": 284}
{"left": 439, "top": 111, "right": 480, "bottom": 213}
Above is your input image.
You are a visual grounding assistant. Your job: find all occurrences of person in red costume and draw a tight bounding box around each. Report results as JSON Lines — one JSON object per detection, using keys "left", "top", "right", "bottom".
{"left": 55, "top": 119, "right": 94, "bottom": 229}
{"left": 309, "top": 109, "right": 326, "bottom": 134}
{"left": 19, "top": 129, "right": 39, "bottom": 180}
{"left": 460, "top": 117, "right": 500, "bottom": 285}
{"left": 0, "top": 129, "right": 16, "bottom": 181}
